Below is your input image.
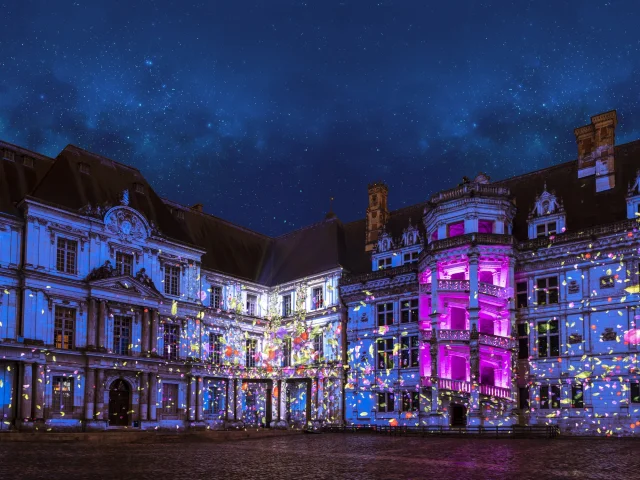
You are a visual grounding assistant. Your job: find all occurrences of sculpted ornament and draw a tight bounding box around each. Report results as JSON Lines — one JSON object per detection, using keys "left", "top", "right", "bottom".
{"left": 103, "top": 206, "right": 149, "bottom": 243}
{"left": 530, "top": 183, "right": 564, "bottom": 218}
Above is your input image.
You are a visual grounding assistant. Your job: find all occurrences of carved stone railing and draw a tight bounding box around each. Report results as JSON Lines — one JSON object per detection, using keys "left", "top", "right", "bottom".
{"left": 430, "top": 183, "right": 511, "bottom": 204}
{"left": 419, "top": 283, "right": 432, "bottom": 294}
{"left": 428, "top": 233, "right": 515, "bottom": 252}
{"left": 479, "top": 384, "right": 512, "bottom": 399}
{"left": 420, "top": 330, "right": 433, "bottom": 341}
{"left": 437, "top": 279, "right": 470, "bottom": 292}
{"left": 478, "top": 333, "right": 517, "bottom": 349}
{"left": 339, "top": 263, "right": 418, "bottom": 286}
{"left": 478, "top": 282, "right": 508, "bottom": 298}
{"left": 437, "top": 329, "right": 470, "bottom": 341}
{"left": 517, "top": 218, "right": 640, "bottom": 251}
{"left": 438, "top": 378, "right": 472, "bottom": 393}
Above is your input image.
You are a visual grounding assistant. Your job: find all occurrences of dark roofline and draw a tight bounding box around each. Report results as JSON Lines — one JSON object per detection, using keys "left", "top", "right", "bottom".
{"left": 0, "top": 140, "right": 55, "bottom": 163}
{"left": 62, "top": 144, "right": 142, "bottom": 174}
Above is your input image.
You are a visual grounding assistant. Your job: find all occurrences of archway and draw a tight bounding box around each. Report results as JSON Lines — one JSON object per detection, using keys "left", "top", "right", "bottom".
{"left": 450, "top": 403, "right": 467, "bottom": 427}
{"left": 108, "top": 379, "right": 130, "bottom": 426}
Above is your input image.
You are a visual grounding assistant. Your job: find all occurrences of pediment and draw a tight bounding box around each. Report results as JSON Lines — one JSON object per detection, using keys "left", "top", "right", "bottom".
{"left": 89, "top": 275, "right": 163, "bottom": 299}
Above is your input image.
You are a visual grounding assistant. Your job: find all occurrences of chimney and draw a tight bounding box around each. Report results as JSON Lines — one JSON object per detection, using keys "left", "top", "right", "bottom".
{"left": 574, "top": 110, "right": 617, "bottom": 191}
{"left": 191, "top": 203, "right": 203, "bottom": 212}
{"left": 365, "top": 182, "right": 389, "bottom": 252}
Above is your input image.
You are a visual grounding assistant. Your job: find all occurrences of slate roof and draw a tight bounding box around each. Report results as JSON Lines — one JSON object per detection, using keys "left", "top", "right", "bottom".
{"left": 2, "top": 135, "right": 640, "bottom": 287}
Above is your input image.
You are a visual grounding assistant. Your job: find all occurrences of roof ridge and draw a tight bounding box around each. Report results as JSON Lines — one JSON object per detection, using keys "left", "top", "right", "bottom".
{"left": 0, "top": 140, "right": 56, "bottom": 162}
{"left": 62, "top": 144, "right": 142, "bottom": 173}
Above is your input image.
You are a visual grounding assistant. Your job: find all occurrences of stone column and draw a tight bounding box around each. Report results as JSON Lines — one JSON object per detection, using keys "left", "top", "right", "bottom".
{"left": 233, "top": 379, "right": 239, "bottom": 421}
{"left": 84, "top": 367, "right": 95, "bottom": 421}
{"left": 98, "top": 301, "right": 107, "bottom": 350}
{"left": 141, "top": 309, "right": 150, "bottom": 354}
{"left": 276, "top": 380, "right": 282, "bottom": 422}
{"left": 33, "top": 364, "right": 45, "bottom": 421}
{"left": 187, "top": 375, "right": 196, "bottom": 421}
{"left": 20, "top": 362, "right": 33, "bottom": 424}
{"left": 87, "top": 298, "right": 97, "bottom": 350}
{"left": 429, "top": 261, "right": 439, "bottom": 330}
{"left": 139, "top": 372, "right": 148, "bottom": 423}
{"left": 95, "top": 369, "right": 105, "bottom": 422}
{"left": 150, "top": 310, "right": 159, "bottom": 355}
{"left": 468, "top": 249, "right": 479, "bottom": 333}
{"left": 196, "top": 376, "right": 204, "bottom": 421}
{"left": 148, "top": 374, "right": 157, "bottom": 421}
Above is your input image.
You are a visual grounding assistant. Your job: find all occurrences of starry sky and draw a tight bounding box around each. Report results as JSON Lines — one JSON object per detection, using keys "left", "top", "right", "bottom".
{"left": 1, "top": 1, "right": 640, "bottom": 236}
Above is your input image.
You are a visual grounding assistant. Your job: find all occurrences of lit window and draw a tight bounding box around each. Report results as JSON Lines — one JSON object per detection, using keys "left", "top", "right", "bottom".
{"left": 51, "top": 376, "right": 73, "bottom": 412}
{"left": 376, "top": 338, "right": 394, "bottom": 369}
{"left": 54, "top": 306, "right": 75, "bottom": 350}
{"left": 164, "top": 265, "right": 180, "bottom": 296}
{"left": 116, "top": 252, "right": 133, "bottom": 276}
{"left": 377, "top": 391, "right": 395, "bottom": 413}
{"left": 536, "top": 276, "right": 559, "bottom": 305}
{"left": 377, "top": 302, "right": 394, "bottom": 326}
{"left": 537, "top": 319, "right": 559, "bottom": 358}
{"left": 311, "top": 287, "right": 324, "bottom": 310}
{"left": 56, "top": 238, "right": 77, "bottom": 274}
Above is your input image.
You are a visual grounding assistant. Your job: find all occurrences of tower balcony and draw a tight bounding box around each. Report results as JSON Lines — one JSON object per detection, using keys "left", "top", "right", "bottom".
{"left": 420, "top": 377, "right": 512, "bottom": 400}
{"left": 421, "top": 279, "right": 509, "bottom": 299}
{"left": 419, "top": 330, "right": 516, "bottom": 349}
{"left": 427, "top": 233, "right": 515, "bottom": 253}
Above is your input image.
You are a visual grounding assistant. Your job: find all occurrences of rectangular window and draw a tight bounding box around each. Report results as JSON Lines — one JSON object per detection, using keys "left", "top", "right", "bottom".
{"left": 207, "top": 381, "right": 226, "bottom": 415}
{"left": 430, "top": 231, "right": 438, "bottom": 242}
{"left": 599, "top": 275, "right": 614, "bottom": 289}
{"left": 377, "top": 391, "right": 395, "bottom": 413}
{"left": 312, "top": 287, "right": 324, "bottom": 310}
{"left": 400, "top": 299, "right": 418, "bottom": 323}
{"left": 115, "top": 252, "right": 133, "bottom": 276}
{"left": 2, "top": 149, "right": 15, "bottom": 161}
{"left": 537, "top": 319, "right": 559, "bottom": 358}
{"left": 631, "top": 382, "right": 640, "bottom": 404}
{"left": 54, "top": 306, "right": 75, "bottom": 350}
{"left": 536, "top": 221, "right": 557, "bottom": 238}
{"left": 377, "top": 338, "right": 394, "bottom": 369}
{"left": 313, "top": 333, "right": 324, "bottom": 362}
{"left": 164, "top": 265, "right": 180, "bottom": 296}
{"left": 378, "top": 257, "right": 392, "bottom": 270}
{"left": 517, "top": 323, "right": 529, "bottom": 360}
{"left": 282, "top": 294, "right": 292, "bottom": 317}
{"left": 246, "top": 294, "right": 257, "bottom": 316}
{"left": 208, "top": 333, "right": 223, "bottom": 364}
{"left": 401, "top": 391, "right": 419, "bottom": 412}
{"left": 113, "top": 315, "right": 131, "bottom": 355}
{"left": 210, "top": 286, "right": 222, "bottom": 309}
{"left": 377, "top": 302, "right": 394, "bottom": 326}
{"left": 447, "top": 221, "right": 465, "bottom": 237}
{"left": 540, "top": 385, "right": 561, "bottom": 409}
{"left": 282, "top": 337, "right": 292, "bottom": 367}
{"left": 519, "top": 387, "right": 530, "bottom": 410}
{"left": 516, "top": 281, "right": 528, "bottom": 309}
{"left": 162, "top": 383, "right": 178, "bottom": 414}
{"left": 51, "top": 376, "right": 73, "bottom": 412}
{"left": 163, "top": 324, "right": 180, "bottom": 360}
{"left": 403, "top": 251, "right": 419, "bottom": 264}
{"left": 400, "top": 335, "right": 419, "bottom": 368}
{"left": 246, "top": 338, "right": 257, "bottom": 367}
{"left": 56, "top": 238, "right": 77, "bottom": 274}
{"left": 536, "top": 276, "right": 559, "bottom": 305}
{"left": 478, "top": 219, "right": 494, "bottom": 234}
{"left": 572, "top": 384, "right": 584, "bottom": 408}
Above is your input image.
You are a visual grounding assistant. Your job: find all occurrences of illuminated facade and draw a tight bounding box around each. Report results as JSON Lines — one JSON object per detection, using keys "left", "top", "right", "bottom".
{"left": 342, "top": 110, "right": 640, "bottom": 436}
{"left": 1, "top": 110, "right": 639, "bottom": 436}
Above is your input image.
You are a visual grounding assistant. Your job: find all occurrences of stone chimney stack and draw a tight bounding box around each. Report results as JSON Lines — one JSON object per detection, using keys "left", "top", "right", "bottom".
{"left": 191, "top": 203, "right": 203, "bottom": 212}
{"left": 574, "top": 110, "right": 617, "bottom": 192}
{"left": 365, "top": 182, "right": 389, "bottom": 252}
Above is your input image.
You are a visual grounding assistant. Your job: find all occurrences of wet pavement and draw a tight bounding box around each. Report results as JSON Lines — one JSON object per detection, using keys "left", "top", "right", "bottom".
{"left": 0, "top": 434, "right": 637, "bottom": 480}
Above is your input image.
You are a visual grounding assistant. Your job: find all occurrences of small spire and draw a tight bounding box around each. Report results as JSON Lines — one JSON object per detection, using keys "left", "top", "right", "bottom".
{"left": 121, "top": 189, "right": 130, "bottom": 206}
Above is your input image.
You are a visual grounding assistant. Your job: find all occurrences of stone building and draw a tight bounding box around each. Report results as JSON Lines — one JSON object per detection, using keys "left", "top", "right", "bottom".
{"left": 1, "top": 110, "right": 639, "bottom": 436}
{"left": 340, "top": 110, "right": 640, "bottom": 436}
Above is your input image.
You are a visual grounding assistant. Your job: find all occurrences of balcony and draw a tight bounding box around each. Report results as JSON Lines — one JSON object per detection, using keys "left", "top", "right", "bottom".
{"left": 420, "top": 330, "right": 433, "bottom": 341}
{"left": 437, "top": 329, "right": 470, "bottom": 341}
{"left": 437, "top": 279, "right": 469, "bottom": 292}
{"left": 438, "top": 378, "right": 471, "bottom": 393}
{"left": 478, "top": 333, "right": 517, "bottom": 349}
{"left": 479, "top": 384, "right": 512, "bottom": 399}
{"left": 339, "top": 263, "right": 418, "bottom": 286}
{"left": 429, "top": 182, "right": 511, "bottom": 204}
{"left": 428, "top": 233, "right": 515, "bottom": 252}
{"left": 478, "top": 282, "right": 509, "bottom": 299}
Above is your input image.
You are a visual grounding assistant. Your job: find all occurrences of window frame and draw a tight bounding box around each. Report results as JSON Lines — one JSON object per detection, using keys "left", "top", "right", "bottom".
{"left": 56, "top": 237, "right": 78, "bottom": 275}
{"left": 163, "top": 323, "right": 180, "bottom": 361}
{"left": 311, "top": 286, "right": 324, "bottom": 310}
{"left": 536, "top": 276, "right": 559, "bottom": 306}
{"left": 113, "top": 315, "right": 131, "bottom": 355}
{"left": 206, "top": 381, "right": 226, "bottom": 416}
{"left": 517, "top": 323, "right": 529, "bottom": 360}
{"left": 210, "top": 286, "right": 223, "bottom": 310}
{"left": 245, "top": 338, "right": 257, "bottom": 367}
{"left": 401, "top": 391, "right": 419, "bottom": 412}
{"left": 376, "top": 337, "right": 394, "bottom": 370}
{"left": 403, "top": 251, "right": 419, "bottom": 265}
{"left": 377, "top": 302, "right": 394, "bottom": 327}
{"left": 313, "top": 332, "right": 324, "bottom": 363}
{"left": 164, "top": 264, "right": 180, "bottom": 296}
{"left": 246, "top": 293, "right": 258, "bottom": 316}
{"left": 378, "top": 257, "right": 392, "bottom": 270}
{"left": 115, "top": 251, "right": 134, "bottom": 276}
{"left": 516, "top": 281, "right": 528, "bottom": 309}
{"left": 377, "top": 391, "right": 395, "bottom": 413}
{"left": 540, "top": 385, "right": 561, "bottom": 409}
{"left": 400, "top": 298, "right": 418, "bottom": 323}
{"left": 51, "top": 376, "right": 73, "bottom": 413}
{"left": 282, "top": 337, "right": 292, "bottom": 367}
{"left": 162, "top": 383, "right": 178, "bottom": 414}
{"left": 536, "top": 221, "right": 557, "bottom": 238}
{"left": 571, "top": 383, "right": 584, "bottom": 408}
{"left": 631, "top": 381, "right": 640, "bottom": 404}
{"left": 208, "top": 333, "right": 223, "bottom": 365}
{"left": 537, "top": 319, "right": 559, "bottom": 358}
{"left": 400, "top": 335, "right": 419, "bottom": 368}
{"left": 282, "top": 294, "right": 292, "bottom": 317}
{"left": 599, "top": 275, "right": 615, "bottom": 289}
{"left": 54, "top": 306, "right": 75, "bottom": 350}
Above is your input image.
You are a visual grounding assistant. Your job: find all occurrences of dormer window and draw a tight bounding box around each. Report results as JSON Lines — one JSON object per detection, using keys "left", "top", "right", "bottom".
{"left": 176, "top": 210, "right": 185, "bottom": 220}
{"left": 23, "top": 156, "right": 33, "bottom": 168}
{"left": 2, "top": 149, "right": 14, "bottom": 161}
{"left": 78, "top": 162, "right": 91, "bottom": 175}
{"left": 403, "top": 251, "right": 419, "bottom": 265}
{"left": 536, "top": 221, "right": 557, "bottom": 238}
{"left": 134, "top": 182, "right": 145, "bottom": 194}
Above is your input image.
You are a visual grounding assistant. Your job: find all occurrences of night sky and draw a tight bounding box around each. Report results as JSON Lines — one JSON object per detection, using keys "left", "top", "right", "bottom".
{"left": 1, "top": 1, "right": 640, "bottom": 236}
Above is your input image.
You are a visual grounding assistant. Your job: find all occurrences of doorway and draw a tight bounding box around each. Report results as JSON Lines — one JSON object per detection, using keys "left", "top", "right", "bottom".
{"left": 450, "top": 403, "right": 467, "bottom": 427}
{"left": 108, "top": 379, "right": 130, "bottom": 426}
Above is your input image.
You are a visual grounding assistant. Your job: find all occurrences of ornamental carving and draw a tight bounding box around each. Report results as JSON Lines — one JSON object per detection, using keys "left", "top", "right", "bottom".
{"left": 568, "top": 280, "right": 580, "bottom": 294}
{"left": 568, "top": 333, "right": 583, "bottom": 344}
{"left": 628, "top": 169, "right": 640, "bottom": 196}
{"left": 401, "top": 218, "right": 422, "bottom": 247}
{"left": 601, "top": 328, "right": 617, "bottom": 342}
{"left": 104, "top": 206, "right": 149, "bottom": 243}
{"left": 377, "top": 229, "right": 394, "bottom": 253}
{"left": 529, "top": 183, "right": 564, "bottom": 218}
